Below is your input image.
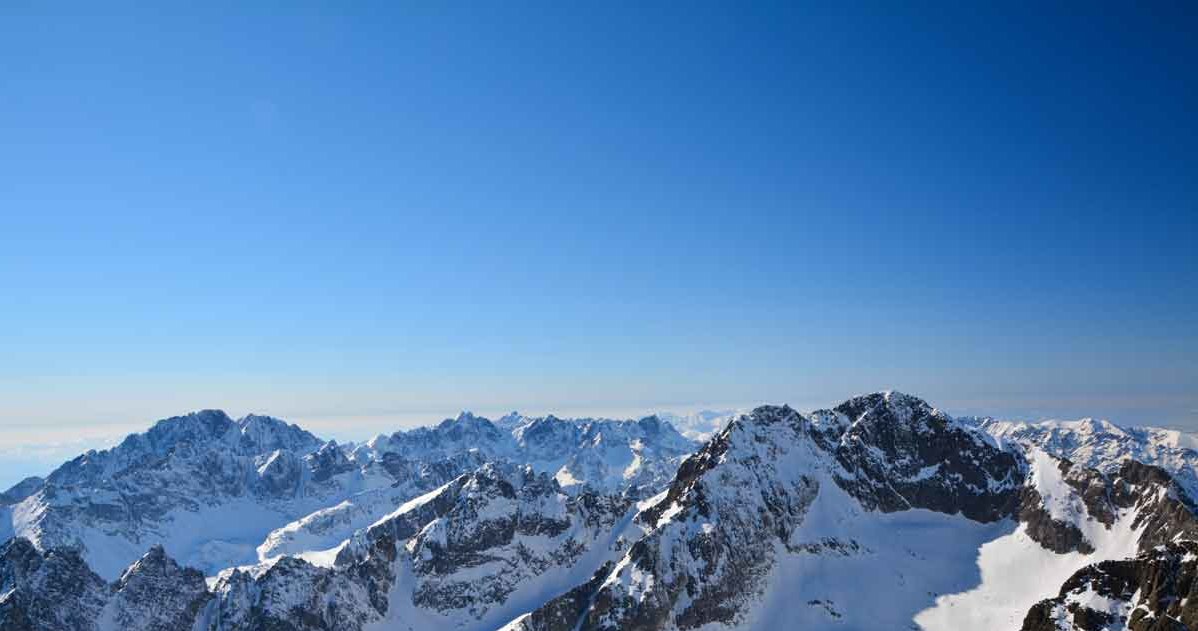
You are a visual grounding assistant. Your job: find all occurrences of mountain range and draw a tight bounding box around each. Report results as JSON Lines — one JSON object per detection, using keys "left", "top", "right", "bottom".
{"left": 4, "top": 391, "right": 1198, "bottom": 630}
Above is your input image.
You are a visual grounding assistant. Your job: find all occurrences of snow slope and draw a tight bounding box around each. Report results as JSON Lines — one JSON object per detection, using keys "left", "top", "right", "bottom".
{"left": 916, "top": 447, "right": 1146, "bottom": 630}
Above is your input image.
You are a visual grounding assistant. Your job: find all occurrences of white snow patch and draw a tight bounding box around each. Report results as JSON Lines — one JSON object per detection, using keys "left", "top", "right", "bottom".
{"left": 917, "top": 493, "right": 1144, "bottom": 629}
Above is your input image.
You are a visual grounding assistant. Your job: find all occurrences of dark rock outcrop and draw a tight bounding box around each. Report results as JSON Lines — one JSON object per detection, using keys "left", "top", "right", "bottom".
{"left": 1022, "top": 541, "right": 1198, "bottom": 631}
{"left": 109, "top": 546, "right": 212, "bottom": 631}
{"left": 831, "top": 392, "right": 1024, "bottom": 522}
{"left": 1019, "top": 486, "right": 1095, "bottom": 554}
{"left": 0, "top": 538, "right": 108, "bottom": 631}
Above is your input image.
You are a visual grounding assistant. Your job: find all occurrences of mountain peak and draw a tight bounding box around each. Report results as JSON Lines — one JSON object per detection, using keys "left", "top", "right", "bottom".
{"left": 724, "top": 404, "right": 801, "bottom": 432}
{"left": 832, "top": 390, "right": 942, "bottom": 431}
{"left": 1073, "top": 417, "right": 1123, "bottom": 435}
{"left": 636, "top": 414, "right": 666, "bottom": 433}
{"left": 496, "top": 410, "right": 524, "bottom": 428}
{"left": 237, "top": 412, "right": 288, "bottom": 427}
{"left": 118, "top": 544, "right": 169, "bottom": 581}
{"left": 0, "top": 476, "right": 45, "bottom": 505}
{"left": 439, "top": 410, "right": 496, "bottom": 429}
{"left": 237, "top": 413, "right": 322, "bottom": 454}
{"left": 146, "top": 408, "right": 236, "bottom": 441}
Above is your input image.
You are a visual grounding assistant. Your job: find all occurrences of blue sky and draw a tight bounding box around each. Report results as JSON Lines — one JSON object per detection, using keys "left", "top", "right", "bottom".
{"left": 1, "top": 3, "right": 1196, "bottom": 485}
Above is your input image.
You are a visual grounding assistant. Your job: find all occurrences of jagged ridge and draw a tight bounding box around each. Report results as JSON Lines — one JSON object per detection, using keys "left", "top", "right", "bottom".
{"left": 4, "top": 392, "right": 1198, "bottom": 631}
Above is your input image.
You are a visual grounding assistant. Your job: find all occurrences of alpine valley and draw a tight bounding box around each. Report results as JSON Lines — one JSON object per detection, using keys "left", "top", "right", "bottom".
{"left": 4, "top": 392, "right": 1198, "bottom": 631}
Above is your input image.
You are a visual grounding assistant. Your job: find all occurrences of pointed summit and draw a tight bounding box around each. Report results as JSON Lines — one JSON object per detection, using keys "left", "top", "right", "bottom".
{"left": 834, "top": 390, "right": 938, "bottom": 428}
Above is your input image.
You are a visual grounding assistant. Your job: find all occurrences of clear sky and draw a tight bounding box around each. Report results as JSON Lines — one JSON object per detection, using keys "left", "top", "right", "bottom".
{"left": 1, "top": 3, "right": 1196, "bottom": 486}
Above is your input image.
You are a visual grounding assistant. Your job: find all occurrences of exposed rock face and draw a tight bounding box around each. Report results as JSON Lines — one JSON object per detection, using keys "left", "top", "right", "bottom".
{"left": 1019, "top": 485, "right": 1096, "bottom": 554}
{"left": 1018, "top": 456, "right": 1198, "bottom": 556}
{"left": 1021, "top": 541, "right": 1198, "bottom": 631}
{"left": 508, "top": 563, "right": 618, "bottom": 631}
{"left": 207, "top": 536, "right": 399, "bottom": 631}
{"left": 107, "top": 546, "right": 212, "bottom": 631}
{"left": 0, "top": 540, "right": 214, "bottom": 631}
{"left": 404, "top": 465, "right": 628, "bottom": 621}
{"left": 1115, "top": 460, "right": 1198, "bottom": 551}
{"left": 0, "top": 538, "right": 108, "bottom": 631}
{"left": 831, "top": 392, "right": 1023, "bottom": 522}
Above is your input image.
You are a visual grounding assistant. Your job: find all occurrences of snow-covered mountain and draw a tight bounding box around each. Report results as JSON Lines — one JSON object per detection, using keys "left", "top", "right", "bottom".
{"left": 511, "top": 393, "right": 1198, "bottom": 631}
{"left": 0, "top": 409, "right": 695, "bottom": 580}
{"left": 257, "top": 412, "right": 694, "bottom": 562}
{"left": 968, "top": 416, "right": 1198, "bottom": 501}
{"left": 4, "top": 392, "right": 1198, "bottom": 631}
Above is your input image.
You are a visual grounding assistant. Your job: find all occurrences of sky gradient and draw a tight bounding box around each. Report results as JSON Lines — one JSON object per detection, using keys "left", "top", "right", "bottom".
{"left": 1, "top": 3, "right": 1196, "bottom": 486}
